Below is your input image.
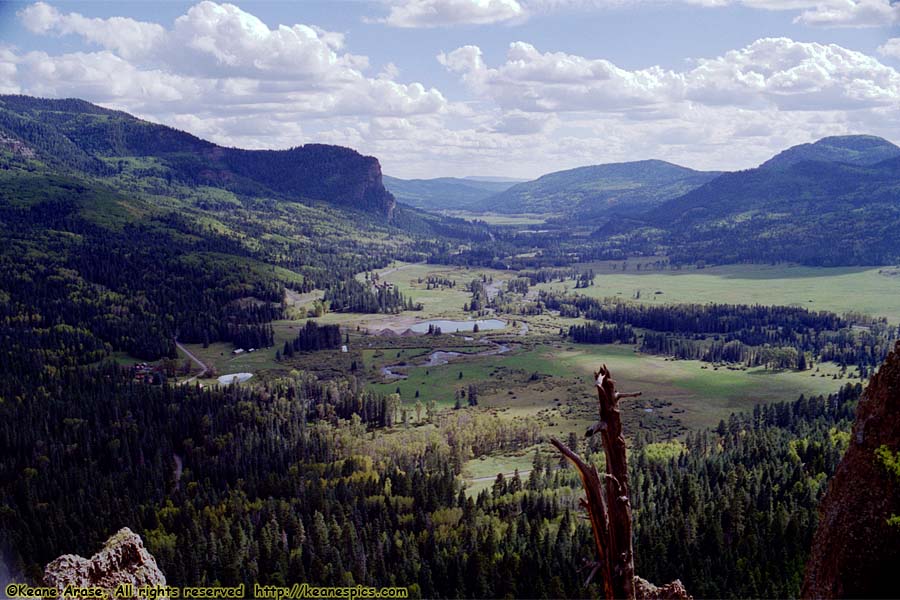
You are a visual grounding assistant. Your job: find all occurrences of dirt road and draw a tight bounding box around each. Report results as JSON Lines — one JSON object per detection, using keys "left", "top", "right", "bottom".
{"left": 176, "top": 340, "right": 208, "bottom": 384}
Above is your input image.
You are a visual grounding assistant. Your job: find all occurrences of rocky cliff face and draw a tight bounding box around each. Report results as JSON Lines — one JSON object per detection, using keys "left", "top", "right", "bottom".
{"left": 802, "top": 341, "right": 900, "bottom": 598}
{"left": 44, "top": 528, "right": 165, "bottom": 599}
{"left": 222, "top": 143, "right": 397, "bottom": 220}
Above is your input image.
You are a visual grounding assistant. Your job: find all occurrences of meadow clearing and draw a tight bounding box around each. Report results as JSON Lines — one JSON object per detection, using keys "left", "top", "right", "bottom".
{"left": 174, "top": 261, "right": 883, "bottom": 492}
{"left": 535, "top": 261, "right": 900, "bottom": 322}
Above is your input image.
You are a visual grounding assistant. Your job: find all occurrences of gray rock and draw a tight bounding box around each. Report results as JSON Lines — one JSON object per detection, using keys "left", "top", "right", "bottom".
{"left": 44, "top": 528, "right": 166, "bottom": 599}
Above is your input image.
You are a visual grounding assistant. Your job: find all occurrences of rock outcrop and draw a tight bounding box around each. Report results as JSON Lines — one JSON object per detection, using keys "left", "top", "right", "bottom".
{"left": 44, "top": 528, "right": 166, "bottom": 599}
{"left": 634, "top": 576, "right": 692, "bottom": 600}
{"left": 802, "top": 341, "right": 900, "bottom": 598}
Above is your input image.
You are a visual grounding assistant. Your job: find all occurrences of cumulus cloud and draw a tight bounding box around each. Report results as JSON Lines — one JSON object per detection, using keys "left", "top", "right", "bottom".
{"left": 5, "top": 1, "right": 448, "bottom": 151}
{"left": 19, "top": 2, "right": 166, "bottom": 59}
{"left": 686, "top": 38, "right": 900, "bottom": 110}
{"left": 6, "top": 1, "right": 900, "bottom": 177}
{"left": 490, "top": 110, "right": 557, "bottom": 134}
{"left": 879, "top": 37, "right": 900, "bottom": 58}
{"left": 793, "top": 0, "right": 900, "bottom": 27}
{"left": 439, "top": 42, "right": 683, "bottom": 112}
{"left": 413, "top": 0, "right": 900, "bottom": 28}
{"left": 378, "top": 0, "right": 526, "bottom": 27}
{"left": 440, "top": 38, "right": 900, "bottom": 114}
{"left": 168, "top": 2, "right": 370, "bottom": 79}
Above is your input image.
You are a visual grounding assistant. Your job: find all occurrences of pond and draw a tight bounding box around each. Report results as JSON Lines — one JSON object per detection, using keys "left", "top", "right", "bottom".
{"left": 409, "top": 319, "right": 506, "bottom": 333}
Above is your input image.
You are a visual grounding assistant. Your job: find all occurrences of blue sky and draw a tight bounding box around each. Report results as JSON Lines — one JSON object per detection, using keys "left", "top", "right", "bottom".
{"left": 0, "top": 0, "right": 898, "bottom": 178}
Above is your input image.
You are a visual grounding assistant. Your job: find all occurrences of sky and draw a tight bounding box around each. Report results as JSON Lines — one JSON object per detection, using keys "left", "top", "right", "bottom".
{"left": 0, "top": 0, "right": 898, "bottom": 178}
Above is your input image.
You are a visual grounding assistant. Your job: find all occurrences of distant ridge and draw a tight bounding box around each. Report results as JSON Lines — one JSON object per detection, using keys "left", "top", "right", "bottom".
{"left": 384, "top": 175, "right": 517, "bottom": 211}
{"left": 0, "top": 95, "right": 396, "bottom": 219}
{"left": 479, "top": 159, "right": 720, "bottom": 218}
{"left": 759, "top": 135, "right": 900, "bottom": 171}
{"left": 462, "top": 176, "right": 527, "bottom": 183}
{"left": 637, "top": 134, "right": 900, "bottom": 265}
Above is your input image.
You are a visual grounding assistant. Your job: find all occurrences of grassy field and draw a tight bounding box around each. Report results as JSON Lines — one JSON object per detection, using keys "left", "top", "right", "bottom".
{"left": 462, "top": 447, "right": 541, "bottom": 497}
{"left": 370, "top": 261, "right": 514, "bottom": 317}
{"left": 536, "top": 263, "right": 900, "bottom": 322}
{"left": 181, "top": 262, "right": 867, "bottom": 442}
{"left": 173, "top": 261, "right": 880, "bottom": 501}
{"left": 364, "top": 338, "right": 854, "bottom": 438}
{"left": 181, "top": 318, "right": 306, "bottom": 385}
{"left": 443, "top": 211, "right": 553, "bottom": 225}
{"left": 553, "top": 343, "right": 850, "bottom": 430}
{"left": 366, "top": 351, "right": 521, "bottom": 409}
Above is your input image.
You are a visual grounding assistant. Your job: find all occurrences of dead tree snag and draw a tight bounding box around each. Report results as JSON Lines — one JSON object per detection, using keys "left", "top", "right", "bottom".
{"left": 551, "top": 364, "right": 641, "bottom": 600}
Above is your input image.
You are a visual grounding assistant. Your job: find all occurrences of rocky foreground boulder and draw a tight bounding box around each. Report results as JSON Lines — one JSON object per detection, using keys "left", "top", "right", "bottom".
{"left": 44, "top": 528, "right": 165, "bottom": 598}
{"left": 802, "top": 341, "right": 900, "bottom": 598}
{"left": 634, "top": 576, "right": 692, "bottom": 600}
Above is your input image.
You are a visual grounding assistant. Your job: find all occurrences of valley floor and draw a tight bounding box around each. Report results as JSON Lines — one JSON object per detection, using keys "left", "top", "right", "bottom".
{"left": 167, "top": 260, "right": 892, "bottom": 495}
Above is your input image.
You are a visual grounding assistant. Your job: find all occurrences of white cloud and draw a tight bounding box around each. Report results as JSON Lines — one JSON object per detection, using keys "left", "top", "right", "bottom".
{"left": 19, "top": 2, "right": 166, "bottom": 59}
{"left": 6, "top": 1, "right": 447, "bottom": 143}
{"left": 686, "top": 38, "right": 900, "bottom": 110}
{"left": 394, "top": 0, "right": 900, "bottom": 28}
{"left": 706, "top": 0, "right": 900, "bottom": 27}
{"left": 441, "top": 38, "right": 900, "bottom": 114}
{"left": 0, "top": 48, "right": 21, "bottom": 94}
{"left": 794, "top": 0, "right": 900, "bottom": 27}
{"left": 7, "top": 2, "right": 900, "bottom": 177}
{"left": 168, "top": 2, "right": 370, "bottom": 80}
{"left": 663, "top": 0, "right": 900, "bottom": 28}
{"left": 439, "top": 42, "right": 684, "bottom": 112}
{"left": 490, "top": 110, "right": 557, "bottom": 134}
{"left": 879, "top": 37, "right": 900, "bottom": 58}
{"left": 379, "top": 0, "right": 526, "bottom": 27}
{"left": 12, "top": 50, "right": 197, "bottom": 105}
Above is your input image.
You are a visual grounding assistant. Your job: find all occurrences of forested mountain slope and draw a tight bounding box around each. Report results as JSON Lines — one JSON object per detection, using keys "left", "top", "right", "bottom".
{"left": 580, "top": 135, "right": 900, "bottom": 266}
{"left": 759, "top": 135, "right": 900, "bottom": 171}
{"left": 0, "top": 95, "right": 396, "bottom": 218}
{"left": 0, "top": 95, "right": 488, "bottom": 369}
{"left": 478, "top": 160, "right": 719, "bottom": 219}
{"left": 383, "top": 175, "right": 517, "bottom": 211}
{"left": 644, "top": 143, "right": 900, "bottom": 265}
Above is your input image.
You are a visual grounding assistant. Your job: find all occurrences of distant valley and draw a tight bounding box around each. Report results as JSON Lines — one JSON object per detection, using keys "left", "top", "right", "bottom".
{"left": 383, "top": 175, "right": 522, "bottom": 211}
{"left": 2, "top": 94, "right": 899, "bottom": 599}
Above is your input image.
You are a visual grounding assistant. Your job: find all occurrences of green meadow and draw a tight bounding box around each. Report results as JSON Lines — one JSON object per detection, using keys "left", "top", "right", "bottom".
{"left": 536, "top": 263, "right": 900, "bottom": 322}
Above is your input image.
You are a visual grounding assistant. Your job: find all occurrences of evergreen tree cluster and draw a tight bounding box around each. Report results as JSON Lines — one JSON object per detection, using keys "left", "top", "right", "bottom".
{"left": 324, "top": 279, "right": 421, "bottom": 314}
{"left": 0, "top": 342, "right": 864, "bottom": 600}
{"left": 569, "top": 322, "right": 636, "bottom": 344}
{"left": 546, "top": 292, "right": 896, "bottom": 369}
{"left": 283, "top": 321, "right": 342, "bottom": 356}
{"left": 632, "top": 384, "right": 861, "bottom": 598}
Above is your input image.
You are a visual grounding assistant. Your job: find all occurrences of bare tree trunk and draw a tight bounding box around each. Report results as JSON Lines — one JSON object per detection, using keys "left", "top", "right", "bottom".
{"left": 551, "top": 364, "right": 640, "bottom": 600}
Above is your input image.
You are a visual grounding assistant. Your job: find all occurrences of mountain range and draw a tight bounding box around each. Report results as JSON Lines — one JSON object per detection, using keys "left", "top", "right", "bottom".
{"left": 636, "top": 136, "right": 900, "bottom": 265}
{"left": 386, "top": 136, "right": 900, "bottom": 250}
{"left": 0, "top": 95, "right": 397, "bottom": 219}
{"left": 383, "top": 175, "right": 517, "bottom": 211}
{"left": 758, "top": 135, "right": 900, "bottom": 171}
{"left": 475, "top": 159, "right": 721, "bottom": 219}
{"left": 2, "top": 93, "right": 900, "bottom": 271}
{"left": 0, "top": 94, "right": 490, "bottom": 365}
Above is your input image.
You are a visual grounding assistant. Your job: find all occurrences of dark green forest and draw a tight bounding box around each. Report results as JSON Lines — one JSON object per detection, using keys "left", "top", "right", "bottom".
{"left": 0, "top": 359, "right": 860, "bottom": 598}
{"left": 0, "top": 95, "right": 897, "bottom": 598}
